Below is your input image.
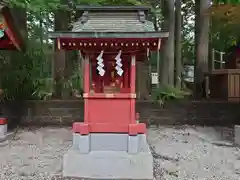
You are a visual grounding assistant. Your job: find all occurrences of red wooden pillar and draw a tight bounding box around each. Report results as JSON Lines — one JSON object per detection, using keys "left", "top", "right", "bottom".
{"left": 130, "top": 54, "right": 136, "bottom": 125}
{"left": 84, "top": 54, "right": 90, "bottom": 93}
{"left": 130, "top": 54, "right": 136, "bottom": 93}
{"left": 84, "top": 54, "right": 90, "bottom": 123}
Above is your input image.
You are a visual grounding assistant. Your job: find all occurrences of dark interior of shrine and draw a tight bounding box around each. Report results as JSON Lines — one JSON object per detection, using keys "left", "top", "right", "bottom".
{"left": 90, "top": 54, "right": 131, "bottom": 93}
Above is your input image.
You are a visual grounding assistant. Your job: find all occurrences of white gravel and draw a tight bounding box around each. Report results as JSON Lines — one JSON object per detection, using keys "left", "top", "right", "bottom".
{"left": 149, "top": 126, "right": 240, "bottom": 180}
{"left": 0, "top": 126, "right": 239, "bottom": 180}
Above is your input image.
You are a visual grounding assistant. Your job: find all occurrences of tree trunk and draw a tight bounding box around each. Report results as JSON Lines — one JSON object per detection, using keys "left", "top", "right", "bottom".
{"left": 174, "top": 0, "right": 182, "bottom": 88}
{"left": 194, "top": 0, "right": 210, "bottom": 99}
{"left": 160, "top": 0, "right": 175, "bottom": 86}
{"left": 39, "top": 13, "right": 43, "bottom": 46}
{"left": 53, "top": 2, "right": 69, "bottom": 99}
{"left": 137, "top": 61, "right": 150, "bottom": 99}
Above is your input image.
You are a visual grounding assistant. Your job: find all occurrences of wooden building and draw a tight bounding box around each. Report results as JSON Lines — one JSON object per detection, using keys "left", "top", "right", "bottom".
{"left": 207, "top": 45, "right": 240, "bottom": 101}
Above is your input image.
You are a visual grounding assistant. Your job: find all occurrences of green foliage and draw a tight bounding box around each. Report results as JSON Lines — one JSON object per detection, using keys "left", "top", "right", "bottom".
{"left": 9, "top": 0, "right": 145, "bottom": 13}
{"left": 9, "top": 0, "right": 61, "bottom": 12}
{"left": 213, "top": 0, "right": 240, "bottom": 4}
{"left": 3, "top": 0, "right": 149, "bottom": 102}
{"left": 210, "top": 2, "right": 240, "bottom": 51}
{"left": 4, "top": 0, "right": 238, "bottom": 102}
{"left": 181, "top": 0, "right": 195, "bottom": 64}
{"left": 0, "top": 49, "right": 35, "bottom": 102}
{"left": 152, "top": 86, "right": 191, "bottom": 107}
{"left": 0, "top": 39, "right": 52, "bottom": 101}
{"left": 32, "top": 78, "right": 54, "bottom": 100}
{"left": 69, "top": 69, "right": 82, "bottom": 91}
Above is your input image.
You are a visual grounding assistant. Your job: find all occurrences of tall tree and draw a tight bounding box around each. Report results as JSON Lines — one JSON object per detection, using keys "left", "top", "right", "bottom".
{"left": 160, "top": 0, "right": 175, "bottom": 86}
{"left": 194, "top": 0, "right": 210, "bottom": 98}
{"left": 174, "top": 0, "right": 182, "bottom": 88}
{"left": 53, "top": 0, "right": 69, "bottom": 99}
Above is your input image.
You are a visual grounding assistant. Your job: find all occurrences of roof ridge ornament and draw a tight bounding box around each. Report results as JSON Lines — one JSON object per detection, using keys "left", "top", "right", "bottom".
{"left": 138, "top": 10, "right": 146, "bottom": 23}
{"left": 67, "top": 0, "right": 76, "bottom": 10}
{"left": 80, "top": 11, "right": 89, "bottom": 24}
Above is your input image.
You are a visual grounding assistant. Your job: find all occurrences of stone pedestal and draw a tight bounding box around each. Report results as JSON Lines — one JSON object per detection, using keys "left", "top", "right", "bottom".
{"left": 63, "top": 133, "right": 153, "bottom": 179}
{"left": 235, "top": 125, "right": 240, "bottom": 146}
{"left": 0, "top": 118, "right": 8, "bottom": 142}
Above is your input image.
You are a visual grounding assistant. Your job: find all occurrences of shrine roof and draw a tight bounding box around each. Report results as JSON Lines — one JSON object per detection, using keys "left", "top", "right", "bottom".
{"left": 49, "top": 6, "right": 169, "bottom": 40}
{"left": 61, "top": 5, "right": 150, "bottom": 12}
{"left": 48, "top": 31, "right": 169, "bottom": 39}
{"left": 71, "top": 6, "right": 155, "bottom": 32}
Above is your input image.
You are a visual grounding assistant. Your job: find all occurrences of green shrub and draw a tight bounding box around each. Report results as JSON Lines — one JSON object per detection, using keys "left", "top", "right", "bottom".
{"left": 32, "top": 78, "right": 54, "bottom": 100}
{"left": 152, "top": 85, "right": 191, "bottom": 107}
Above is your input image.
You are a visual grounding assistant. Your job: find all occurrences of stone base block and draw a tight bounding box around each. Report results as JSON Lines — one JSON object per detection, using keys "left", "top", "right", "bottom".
{"left": 235, "top": 125, "right": 240, "bottom": 146}
{"left": 63, "top": 133, "right": 153, "bottom": 179}
{"left": 72, "top": 133, "right": 150, "bottom": 154}
{"left": 0, "top": 124, "right": 8, "bottom": 142}
{"left": 63, "top": 149, "right": 153, "bottom": 179}
{"left": 0, "top": 124, "right": 7, "bottom": 137}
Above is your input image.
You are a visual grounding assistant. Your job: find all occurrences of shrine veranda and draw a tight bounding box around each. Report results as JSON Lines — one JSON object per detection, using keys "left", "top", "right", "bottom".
{"left": 49, "top": 5, "right": 169, "bottom": 180}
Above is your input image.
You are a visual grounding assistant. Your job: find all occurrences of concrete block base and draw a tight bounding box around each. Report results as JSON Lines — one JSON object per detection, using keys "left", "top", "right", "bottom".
{"left": 63, "top": 133, "right": 153, "bottom": 179}
{"left": 0, "top": 124, "right": 7, "bottom": 137}
{"left": 0, "top": 124, "right": 8, "bottom": 142}
{"left": 235, "top": 125, "right": 240, "bottom": 146}
{"left": 63, "top": 149, "right": 153, "bottom": 179}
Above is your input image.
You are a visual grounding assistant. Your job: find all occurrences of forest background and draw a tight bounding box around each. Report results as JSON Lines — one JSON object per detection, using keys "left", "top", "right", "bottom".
{"left": 0, "top": 0, "right": 239, "bottom": 102}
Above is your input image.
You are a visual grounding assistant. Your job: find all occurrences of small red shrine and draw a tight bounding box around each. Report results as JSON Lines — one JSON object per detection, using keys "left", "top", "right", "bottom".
{"left": 49, "top": 5, "right": 168, "bottom": 179}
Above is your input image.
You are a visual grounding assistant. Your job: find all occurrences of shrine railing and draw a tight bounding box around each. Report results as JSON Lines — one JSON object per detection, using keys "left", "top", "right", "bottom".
{"left": 212, "top": 49, "right": 225, "bottom": 70}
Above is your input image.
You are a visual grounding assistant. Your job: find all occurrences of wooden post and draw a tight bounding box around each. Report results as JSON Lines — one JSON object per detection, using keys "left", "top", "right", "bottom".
{"left": 83, "top": 54, "right": 90, "bottom": 123}
{"left": 212, "top": 49, "right": 215, "bottom": 70}
{"left": 130, "top": 54, "right": 136, "bottom": 93}
{"left": 78, "top": 51, "right": 84, "bottom": 89}
{"left": 123, "top": 59, "right": 129, "bottom": 88}
{"left": 84, "top": 54, "right": 90, "bottom": 93}
{"left": 156, "top": 38, "right": 161, "bottom": 88}
{"left": 130, "top": 54, "right": 136, "bottom": 123}
{"left": 220, "top": 52, "right": 223, "bottom": 69}
{"left": 57, "top": 38, "right": 61, "bottom": 50}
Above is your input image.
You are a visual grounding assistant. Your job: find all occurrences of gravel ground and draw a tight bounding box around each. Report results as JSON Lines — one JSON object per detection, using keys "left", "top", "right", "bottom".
{"left": 0, "top": 126, "right": 239, "bottom": 180}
